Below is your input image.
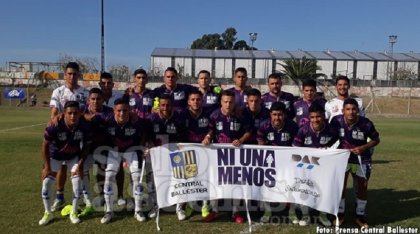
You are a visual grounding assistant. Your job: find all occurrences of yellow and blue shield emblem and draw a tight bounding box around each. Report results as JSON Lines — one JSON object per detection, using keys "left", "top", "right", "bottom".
{"left": 170, "top": 150, "right": 198, "bottom": 179}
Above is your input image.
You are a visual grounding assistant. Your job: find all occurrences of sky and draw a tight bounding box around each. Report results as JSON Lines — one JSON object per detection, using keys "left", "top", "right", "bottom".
{"left": 1, "top": 0, "right": 419, "bottom": 70}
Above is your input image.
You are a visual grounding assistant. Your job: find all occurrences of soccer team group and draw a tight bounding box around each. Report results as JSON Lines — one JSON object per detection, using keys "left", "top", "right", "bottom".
{"left": 39, "top": 62, "right": 380, "bottom": 229}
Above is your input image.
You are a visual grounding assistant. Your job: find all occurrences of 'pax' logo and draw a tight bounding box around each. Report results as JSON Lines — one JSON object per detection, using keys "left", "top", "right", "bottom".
{"left": 292, "top": 154, "right": 320, "bottom": 170}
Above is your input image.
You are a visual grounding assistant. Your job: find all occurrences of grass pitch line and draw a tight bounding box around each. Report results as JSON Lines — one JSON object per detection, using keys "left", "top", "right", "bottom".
{"left": 0, "top": 123, "right": 46, "bottom": 133}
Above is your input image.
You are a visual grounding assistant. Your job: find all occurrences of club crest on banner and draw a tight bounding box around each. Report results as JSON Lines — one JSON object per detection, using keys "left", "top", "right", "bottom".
{"left": 170, "top": 150, "right": 198, "bottom": 179}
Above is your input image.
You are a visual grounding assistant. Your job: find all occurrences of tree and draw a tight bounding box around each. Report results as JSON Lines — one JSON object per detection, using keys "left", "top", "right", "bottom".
{"left": 233, "top": 40, "right": 250, "bottom": 50}
{"left": 190, "top": 27, "right": 253, "bottom": 50}
{"left": 108, "top": 64, "right": 130, "bottom": 82}
{"left": 279, "top": 56, "right": 325, "bottom": 88}
{"left": 191, "top": 33, "right": 223, "bottom": 50}
{"left": 221, "top": 27, "right": 237, "bottom": 49}
{"left": 391, "top": 66, "right": 418, "bottom": 80}
{"left": 58, "top": 53, "right": 99, "bottom": 73}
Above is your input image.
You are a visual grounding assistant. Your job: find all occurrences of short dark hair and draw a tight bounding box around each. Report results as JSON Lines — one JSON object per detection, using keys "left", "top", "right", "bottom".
{"left": 114, "top": 96, "right": 130, "bottom": 106}
{"left": 165, "top": 67, "right": 178, "bottom": 76}
{"left": 65, "top": 62, "right": 80, "bottom": 72}
{"left": 302, "top": 79, "right": 317, "bottom": 89}
{"left": 159, "top": 93, "right": 172, "bottom": 101}
{"left": 343, "top": 98, "right": 359, "bottom": 110}
{"left": 308, "top": 103, "right": 325, "bottom": 114}
{"left": 100, "top": 72, "right": 113, "bottom": 80}
{"left": 268, "top": 73, "right": 284, "bottom": 81}
{"left": 234, "top": 67, "right": 247, "bottom": 76}
{"left": 221, "top": 89, "right": 235, "bottom": 98}
{"left": 246, "top": 88, "right": 261, "bottom": 97}
{"left": 64, "top": 100, "right": 80, "bottom": 109}
{"left": 335, "top": 75, "right": 350, "bottom": 85}
{"left": 134, "top": 68, "right": 147, "bottom": 77}
{"left": 188, "top": 89, "right": 203, "bottom": 98}
{"left": 89, "top": 87, "right": 103, "bottom": 96}
{"left": 197, "top": 70, "right": 210, "bottom": 77}
{"left": 270, "top": 102, "right": 286, "bottom": 113}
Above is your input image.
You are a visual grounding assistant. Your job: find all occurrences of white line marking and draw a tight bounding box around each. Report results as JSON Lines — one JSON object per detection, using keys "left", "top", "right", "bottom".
{"left": 0, "top": 123, "right": 46, "bottom": 133}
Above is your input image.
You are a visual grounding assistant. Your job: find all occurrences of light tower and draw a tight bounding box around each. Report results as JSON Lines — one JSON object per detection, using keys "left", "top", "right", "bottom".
{"left": 388, "top": 35, "right": 397, "bottom": 80}
{"left": 249, "top": 33, "right": 258, "bottom": 50}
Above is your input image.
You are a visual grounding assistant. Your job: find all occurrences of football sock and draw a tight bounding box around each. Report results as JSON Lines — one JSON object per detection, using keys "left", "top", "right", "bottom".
{"left": 339, "top": 198, "right": 345, "bottom": 213}
{"left": 356, "top": 199, "right": 367, "bottom": 216}
{"left": 71, "top": 175, "right": 81, "bottom": 214}
{"left": 42, "top": 176, "right": 55, "bottom": 213}
{"left": 82, "top": 172, "right": 93, "bottom": 206}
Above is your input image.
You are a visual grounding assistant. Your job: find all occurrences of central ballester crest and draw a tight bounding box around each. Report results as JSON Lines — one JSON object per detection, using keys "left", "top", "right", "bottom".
{"left": 170, "top": 150, "right": 198, "bottom": 179}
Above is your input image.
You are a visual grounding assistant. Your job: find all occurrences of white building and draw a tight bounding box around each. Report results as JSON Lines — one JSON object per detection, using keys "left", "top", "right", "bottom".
{"left": 151, "top": 48, "right": 420, "bottom": 80}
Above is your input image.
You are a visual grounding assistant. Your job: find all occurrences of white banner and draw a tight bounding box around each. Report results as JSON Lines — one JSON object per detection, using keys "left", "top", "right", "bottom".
{"left": 150, "top": 143, "right": 350, "bottom": 215}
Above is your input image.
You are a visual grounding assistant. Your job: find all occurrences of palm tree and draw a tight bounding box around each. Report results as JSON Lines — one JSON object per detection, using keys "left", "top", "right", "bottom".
{"left": 278, "top": 56, "right": 326, "bottom": 90}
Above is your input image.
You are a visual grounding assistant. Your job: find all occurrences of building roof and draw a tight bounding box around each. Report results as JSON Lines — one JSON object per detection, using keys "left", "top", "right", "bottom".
{"left": 151, "top": 48, "right": 420, "bottom": 62}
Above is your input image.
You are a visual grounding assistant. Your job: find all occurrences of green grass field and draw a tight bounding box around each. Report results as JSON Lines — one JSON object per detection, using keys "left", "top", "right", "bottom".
{"left": 0, "top": 106, "right": 419, "bottom": 233}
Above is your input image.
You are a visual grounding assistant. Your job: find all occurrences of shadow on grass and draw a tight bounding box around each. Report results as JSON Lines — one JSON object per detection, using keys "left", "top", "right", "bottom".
{"left": 372, "top": 159, "right": 402, "bottom": 164}
{"left": 368, "top": 188, "right": 420, "bottom": 225}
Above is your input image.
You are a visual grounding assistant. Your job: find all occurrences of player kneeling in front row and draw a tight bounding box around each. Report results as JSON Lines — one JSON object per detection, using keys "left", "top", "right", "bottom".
{"left": 39, "top": 101, "right": 91, "bottom": 225}
{"left": 100, "top": 98, "right": 152, "bottom": 224}
{"left": 330, "top": 98, "right": 380, "bottom": 228}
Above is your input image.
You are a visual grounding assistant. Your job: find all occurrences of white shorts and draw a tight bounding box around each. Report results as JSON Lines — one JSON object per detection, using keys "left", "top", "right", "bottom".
{"left": 50, "top": 157, "right": 79, "bottom": 173}
{"left": 346, "top": 163, "right": 372, "bottom": 179}
{"left": 105, "top": 151, "right": 141, "bottom": 174}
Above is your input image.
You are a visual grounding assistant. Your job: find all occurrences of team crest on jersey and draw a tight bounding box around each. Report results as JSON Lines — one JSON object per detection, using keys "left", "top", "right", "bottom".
{"left": 265, "top": 102, "right": 272, "bottom": 109}
{"left": 283, "top": 101, "right": 290, "bottom": 109}
{"left": 332, "top": 106, "right": 339, "bottom": 113}
{"left": 166, "top": 123, "right": 177, "bottom": 134}
{"left": 267, "top": 132, "right": 274, "bottom": 141}
{"left": 58, "top": 132, "right": 67, "bottom": 141}
{"left": 143, "top": 97, "right": 153, "bottom": 106}
{"left": 153, "top": 124, "right": 160, "bottom": 133}
{"left": 281, "top": 133, "right": 291, "bottom": 142}
{"left": 339, "top": 128, "right": 345, "bottom": 137}
{"left": 206, "top": 95, "right": 217, "bottom": 104}
{"left": 216, "top": 121, "right": 223, "bottom": 130}
{"left": 230, "top": 121, "right": 241, "bottom": 131}
{"left": 198, "top": 118, "right": 209, "bottom": 128}
{"left": 74, "top": 130, "right": 83, "bottom": 140}
{"left": 107, "top": 127, "right": 115, "bottom": 136}
{"left": 352, "top": 130, "right": 365, "bottom": 140}
{"left": 125, "top": 128, "right": 136, "bottom": 136}
{"left": 170, "top": 150, "right": 198, "bottom": 179}
{"left": 320, "top": 136, "right": 332, "bottom": 145}
{"left": 129, "top": 97, "right": 136, "bottom": 106}
{"left": 296, "top": 107, "right": 303, "bottom": 116}
{"left": 304, "top": 137, "right": 312, "bottom": 145}
{"left": 174, "top": 91, "right": 185, "bottom": 100}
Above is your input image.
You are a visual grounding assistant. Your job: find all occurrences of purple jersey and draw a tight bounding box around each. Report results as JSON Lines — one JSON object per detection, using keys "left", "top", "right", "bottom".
{"left": 209, "top": 109, "right": 252, "bottom": 143}
{"left": 202, "top": 85, "right": 221, "bottom": 113}
{"left": 147, "top": 111, "right": 186, "bottom": 145}
{"left": 262, "top": 91, "right": 296, "bottom": 119}
{"left": 293, "top": 98, "right": 326, "bottom": 127}
{"left": 86, "top": 105, "right": 114, "bottom": 148}
{"left": 227, "top": 87, "right": 250, "bottom": 109}
{"left": 257, "top": 118, "right": 298, "bottom": 146}
{"left": 330, "top": 115, "right": 380, "bottom": 163}
{"left": 153, "top": 84, "right": 198, "bottom": 111}
{"left": 105, "top": 117, "right": 147, "bottom": 153}
{"left": 293, "top": 122, "right": 338, "bottom": 148}
{"left": 44, "top": 118, "right": 92, "bottom": 161}
{"left": 181, "top": 108, "right": 211, "bottom": 143}
{"left": 241, "top": 107, "right": 270, "bottom": 144}
{"left": 129, "top": 88, "right": 154, "bottom": 118}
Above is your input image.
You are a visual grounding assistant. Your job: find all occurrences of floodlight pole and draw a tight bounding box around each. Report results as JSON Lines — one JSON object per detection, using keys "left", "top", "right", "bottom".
{"left": 388, "top": 35, "right": 397, "bottom": 80}
{"left": 249, "top": 33, "right": 257, "bottom": 50}
{"left": 101, "top": 0, "right": 105, "bottom": 73}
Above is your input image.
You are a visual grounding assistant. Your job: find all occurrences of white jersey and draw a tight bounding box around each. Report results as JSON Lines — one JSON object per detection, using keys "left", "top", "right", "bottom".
{"left": 103, "top": 90, "right": 124, "bottom": 107}
{"left": 50, "top": 85, "right": 89, "bottom": 112}
{"left": 325, "top": 97, "right": 365, "bottom": 122}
